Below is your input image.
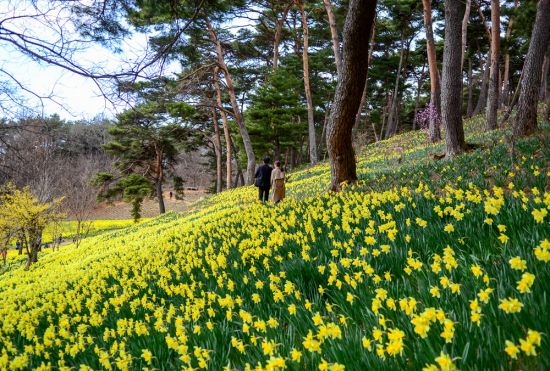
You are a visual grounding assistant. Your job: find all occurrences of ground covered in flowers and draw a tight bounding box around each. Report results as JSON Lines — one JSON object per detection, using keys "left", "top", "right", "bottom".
{"left": 0, "top": 116, "right": 549, "bottom": 370}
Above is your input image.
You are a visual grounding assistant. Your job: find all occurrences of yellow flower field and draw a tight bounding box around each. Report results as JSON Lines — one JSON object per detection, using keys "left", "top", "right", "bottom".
{"left": 0, "top": 118, "right": 548, "bottom": 370}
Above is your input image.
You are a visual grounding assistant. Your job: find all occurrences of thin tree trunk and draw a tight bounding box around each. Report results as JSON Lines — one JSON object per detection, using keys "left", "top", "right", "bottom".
{"left": 155, "top": 179, "right": 165, "bottom": 214}
{"left": 385, "top": 32, "right": 406, "bottom": 138}
{"left": 486, "top": 0, "right": 500, "bottom": 130}
{"left": 422, "top": 0, "right": 442, "bottom": 142}
{"left": 413, "top": 61, "right": 427, "bottom": 130}
{"left": 212, "top": 108, "right": 223, "bottom": 193}
{"left": 214, "top": 67, "right": 232, "bottom": 190}
{"left": 208, "top": 22, "right": 256, "bottom": 184}
{"left": 467, "top": 58, "right": 474, "bottom": 116}
{"left": 501, "top": 69, "right": 523, "bottom": 124}
{"left": 473, "top": 51, "right": 491, "bottom": 115}
{"left": 380, "top": 91, "right": 391, "bottom": 140}
{"left": 295, "top": 1, "right": 317, "bottom": 165}
{"left": 540, "top": 54, "right": 549, "bottom": 100}
{"left": 327, "top": 0, "right": 377, "bottom": 191}
{"left": 514, "top": 0, "right": 550, "bottom": 137}
{"left": 442, "top": 0, "right": 467, "bottom": 158}
{"left": 323, "top": 0, "right": 342, "bottom": 75}
{"left": 501, "top": 0, "right": 518, "bottom": 107}
{"left": 273, "top": 2, "right": 293, "bottom": 70}
{"left": 461, "top": 0, "right": 471, "bottom": 71}
{"left": 355, "top": 22, "right": 376, "bottom": 133}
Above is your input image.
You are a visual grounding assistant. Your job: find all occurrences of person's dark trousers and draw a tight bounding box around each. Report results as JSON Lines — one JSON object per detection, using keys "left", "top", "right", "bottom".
{"left": 259, "top": 186, "right": 270, "bottom": 202}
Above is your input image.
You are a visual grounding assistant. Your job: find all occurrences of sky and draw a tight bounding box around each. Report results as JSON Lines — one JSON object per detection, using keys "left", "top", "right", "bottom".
{"left": 0, "top": 1, "right": 256, "bottom": 121}
{"left": 0, "top": 1, "right": 162, "bottom": 121}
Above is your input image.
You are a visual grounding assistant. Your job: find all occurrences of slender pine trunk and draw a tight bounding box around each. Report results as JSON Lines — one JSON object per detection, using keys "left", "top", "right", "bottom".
{"left": 485, "top": 0, "right": 500, "bottom": 131}
{"left": 295, "top": 1, "right": 317, "bottom": 165}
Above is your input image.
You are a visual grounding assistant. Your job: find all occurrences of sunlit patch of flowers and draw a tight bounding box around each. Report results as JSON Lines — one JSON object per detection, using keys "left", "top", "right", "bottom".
{"left": 0, "top": 119, "right": 548, "bottom": 370}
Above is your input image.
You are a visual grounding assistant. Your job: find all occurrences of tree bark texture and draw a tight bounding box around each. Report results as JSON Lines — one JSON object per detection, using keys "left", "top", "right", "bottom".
{"left": 442, "top": 0, "right": 466, "bottom": 158}
{"left": 485, "top": 0, "right": 500, "bottom": 130}
{"left": 214, "top": 67, "right": 232, "bottom": 190}
{"left": 514, "top": 0, "right": 550, "bottom": 137}
{"left": 295, "top": 1, "right": 317, "bottom": 165}
{"left": 208, "top": 22, "right": 256, "bottom": 184}
{"left": 323, "top": 0, "right": 342, "bottom": 75}
{"left": 422, "top": 0, "right": 442, "bottom": 142}
{"left": 326, "top": 0, "right": 377, "bottom": 191}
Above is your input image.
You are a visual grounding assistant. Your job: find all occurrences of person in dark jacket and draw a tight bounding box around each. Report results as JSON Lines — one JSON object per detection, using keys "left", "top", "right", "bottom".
{"left": 255, "top": 157, "right": 273, "bottom": 202}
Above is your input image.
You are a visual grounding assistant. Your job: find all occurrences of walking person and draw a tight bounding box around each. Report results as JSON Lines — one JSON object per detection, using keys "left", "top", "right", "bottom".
{"left": 254, "top": 157, "right": 273, "bottom": 202}
{"left": 271, "top": 160, "right": 286, "bottom": 204}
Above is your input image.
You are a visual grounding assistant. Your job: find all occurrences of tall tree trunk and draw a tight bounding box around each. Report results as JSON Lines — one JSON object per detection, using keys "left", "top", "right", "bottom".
{"left": 212, "top": 108, "right": 223, "bottom": 193}
{"left": 155, "top": 179, "right": 165, "bottom": 214}
{"left": 273, "top": 3, "right": 293, "bottom": 70}
{"left": 327, "top": 0, "right": 377, "bottom": 191}
{"left": 501, "top": 0, "right": 518, "bottom": 107}
{"left": 442, "top": 0, "right": 466, "bottom": 158}
{"left": 385, "top": 33, "right": 406, "bottom": 138}
{"left": 473, "top": 51, "right": 491, "bottom": 115}
{"left": 461, "top": 0, "right": 471, "bottom": 71}
{"left": 207, "top": 22, "right": 256, "bottom": 184}
{"left": 422, "top": 0, "right": 442, "bottom": 142}
{"left": 540, "top": 54, "right": 549, "bottom": 100}
{"left": 467, "top": 58, "right": 474, "bottom": 116}
{"left": 485, "top": 0, "right": 500, "bottom": 130}
{"left": 413, "top": 61, "right": 427, "bottom": 130}
{"left": 323, "top": 0, "right": 342, "bottom": 75}
{"left": 214, "top": 67, "right": 232, "bottom": 190}
{"left": 355, "top": 22, "right": 377, "bottom": 134}
{"left": 295, "top": 1, "right": 317, "bottom": 165}
{"left": 380, "top": 91, "right": 391, "bottom": 140}
{"left": 514, "top": 0, "right": 550, "bottom": 137}
{"left": 154, "top": 146, "right": 166, "bottom": 214}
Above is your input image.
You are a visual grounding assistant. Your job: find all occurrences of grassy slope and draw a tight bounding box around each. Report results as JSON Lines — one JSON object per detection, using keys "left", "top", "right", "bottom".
{"left": 0, "top": 116, "right": 549, "bottom": 370}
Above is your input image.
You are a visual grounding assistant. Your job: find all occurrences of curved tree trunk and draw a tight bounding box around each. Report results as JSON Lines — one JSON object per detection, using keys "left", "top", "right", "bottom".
{"left": 208, "top": 22, "right": 256, "bottom": 184}
{"left": 442, "top": 0, "right": 466, "bottom": 158}
{"left": 295, "top": 1, "right": 317, "bottom": 165}
{"left": 214, "top": 67, "right": 232, "bottom": 190}
{"left": 422, "top": 0, "right": 442, "bottom": 142}
{"left": 323, "top": 0, "right": 342, "bottom": 75}
{"left": 327, "top": 0, "right": 377, "bottom": 191}
{"left": 514, "top": 0, "right": 550, "bottom": 137}
{"left": 485, "top": 0, "right": 500, "bottom": 131}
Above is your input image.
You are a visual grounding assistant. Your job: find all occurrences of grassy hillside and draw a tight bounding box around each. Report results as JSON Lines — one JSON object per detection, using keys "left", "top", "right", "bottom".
{"left": 0, "top": 117, "right": 548, "bottom": 370}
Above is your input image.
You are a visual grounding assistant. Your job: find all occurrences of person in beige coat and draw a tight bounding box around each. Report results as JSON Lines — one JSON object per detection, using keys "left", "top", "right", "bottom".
{"left": 270, "top": 160, "right": 285, "bottom": 203}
